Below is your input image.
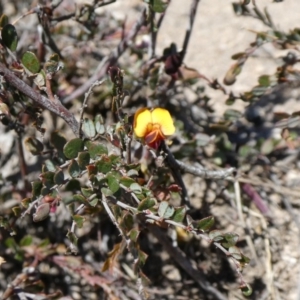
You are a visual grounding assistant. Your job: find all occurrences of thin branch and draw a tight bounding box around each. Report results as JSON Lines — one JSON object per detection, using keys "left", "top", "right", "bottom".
{"left": 175, "top": 159, "right": 235, "bottom": 179}
{"left": 21, "top": 196, "right": 43, "bottom": 218}
{"left": 1, "top": 263, "right": 39, "bottom": 300}
{"left": 147, "top": 0, "right": 169, "bottom": 59}
{"left": 181, "top": 0, "right": 201, "bottom": 63}
{"left": 229, "top": 175, "right": 300, "bottom": 198}
{"left": 0, "top": 63, "right": 80, "bottom": 137}
{"left": 234, "top": 181, "right": 258, "bottom": 262}
{"left": 63, "top": 7, "right": 147, "bottom": 104}
{"left": 102, "top": 194, "right": 129, "bottom": 244}
{"left": 161, "top": 142, "right": 190, "bottom": 206}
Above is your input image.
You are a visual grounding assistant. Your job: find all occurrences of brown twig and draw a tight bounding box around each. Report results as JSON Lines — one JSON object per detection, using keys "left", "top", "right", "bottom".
{"left": 234, "top": 181, "right": 258, "bottom": 262}
{"left": 181, "top": 0, "right": 201, "bottom": 63}
{"left": 1, "top": 264, "right": 39, "bottom": 300}
{"left": 45, "top": 75, "right": 56, "bottom": 102}
{"left": 0, "top": 63, "right": 80, "bottom": 137}
{"left": 175, "top": 159, "right": 236, "bottom": 179}
{"left": 148, "top": 0, "right": 168, "bottom": 58}
{"left": 63, "top": 7, "right": 147, "bottom": 104}
{"left": 17, "top": 136, "right": 30, "bottom": 190}
{"left": 161, "top": 142, "right": 190, "bottom": 206}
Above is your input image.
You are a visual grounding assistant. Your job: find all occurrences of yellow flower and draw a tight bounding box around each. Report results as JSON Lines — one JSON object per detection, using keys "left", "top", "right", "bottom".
{"left": 133, "top": 108, "right": 175, "bottom": 148}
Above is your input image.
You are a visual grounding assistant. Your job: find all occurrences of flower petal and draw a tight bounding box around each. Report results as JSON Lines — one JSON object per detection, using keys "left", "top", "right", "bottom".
{"left": 133, "top": 108, "right": 152, "bottom": 138}
{"left": 151, "top": 108, "right": 175, "bottom": 136}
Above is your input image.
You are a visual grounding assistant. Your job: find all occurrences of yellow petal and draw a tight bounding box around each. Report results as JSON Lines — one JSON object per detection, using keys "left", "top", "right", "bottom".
{"left": 133, "top": 108, "right": 152, "bottom": 138}
{"left": 151, "top": 108, "right": 175, "bottom": 136}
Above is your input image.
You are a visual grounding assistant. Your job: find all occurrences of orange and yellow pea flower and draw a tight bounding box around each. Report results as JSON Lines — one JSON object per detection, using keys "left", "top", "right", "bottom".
{"left": 133, "top": 107, "right": 175, "bottom": 149}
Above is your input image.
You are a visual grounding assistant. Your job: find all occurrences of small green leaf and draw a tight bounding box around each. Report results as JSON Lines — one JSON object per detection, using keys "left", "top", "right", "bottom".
{"left": 137, "top": 249, "right": 148, "bottom": 266}
{"left": 127, "top": 169, "right": 139, "bottom": 177}
{"left": 65, "top": 179, "right": 81, "bottom": 191}
{"left": 20, "top": 235, "right": 33, "bottom": 247}
{"left": 119, "top": 176, "right": 136, "bottom": 187}
{"left": 44, "top": 159, "right": 56, "bottom": 172}
{"left": 24, "top": 137, "right": 44, "bottom": 155}
{"left": 225, "top": 96, "right": 236, "bottom": 106}
{"left": 73, "top": 215, "right": 85, "bottom": 228}
{"left": 2, "top": 24, "right": 18, "bottom": 51}
{"left": 228, "top": 246, "right": 242, "bottom": 260}
{"left": 66, "top": 230, "right": 78, "bottom": 247}
{"left": 152, "top": 0, "right": 167, "bottom": 13}
{"left": 107, "top": 174, "right": 120, "bottom": 193}
{"left": 109, "top": 154, "right": 121, "bottom": 164}
{"left": 222, "top": 233, "right": 239, "bottom": 248}
{"left": 231, "top": 52, "right": 245, "bottom": 60}
{"left": 171, "top": 206, "right": 186, "bottom": 223}
{"left": 130, "top": 183, "right": 142, "bottom": 194}
{"left": 120, "top": 212, "right": 134, "bottom": 232}
{"left": 50, "top": 131, "right": 67, "bottom": 151}
{"left": 158, "top": 201, "right": 175, "bottom": 219}
{"left": 32, "top": 181, "right": 43, "bottom": 198}
{"left": 33, "top": 203, "right": 50, "bottom": 222}
{"left": 73, "top": 194, "right": 86, "bottom": 203}
{"left": 49, "top": 53, "right": 59, "bottom": 62}
{"left": 41, "top": 186, "right": 50, "bottom": 196}
{"left": 239, "top": 253, "right": 251, "bottom": 267}
{"left": 96, "top": 155, "right": 112, "bottom": 174}
{"left": 5, "top": 237, "right": 17, "bottom": 249}
{"left": 85, "top": 140, "right": 108, "bottom": 159}
{"left": 0, "top": 15, "right": 8, "bottom": 28}
{"left": 38, "top": 238, "right": 50, "bottom": 248}
{"left": 78, "top": 151, "right": 90, "bottom": 169}
{"left": 241, "top": 284, "right": 252, "bottom": 296}
{"left": 258, "top": 75, "right": 270, "bottom": 87}
{"left": 82, "top": 118, "right": 96, "bottom": 138}
{"left": 81, "top": 188, "right": 93, "bottom": 198}
{"left": 252, "top": 86, "right": 268, "bottom": 96}
{"left": 40, "top": 171, "right": 55, "bottom": 185}
{"left": 129, "top": 228, "right": 140, "bottom": 243}
{"left": 209, "top": 230, "right": 224, "bottom": 242}
{"left": 63, "top": 138, "right": 84, "bottom": 159}
{"left": 68, "top": 160, "right": 81, "bottom": 178}
{"left": 101, "top": 187, "right": 113, "bottom": 197}
{"left": 193, "top": 216, "right": 214, "bottom": 231}
{"left": 22, "top": 51, "right": 40, "bottom": 73}
{"left": 138, "top": 198, "right": 156, "bottom": 211}
{"left": 95, "top": 114, "right": 105, "bottom": 134}
{"left": 54, "top": 170, "right": 64, "bottom": 185}
{"left": 89, "top": 196, "right": 99, "bottom": 207}
{"left": 223, "top": 62, "right": 242, "bottom": 85}
{"left": 224, "top": 109, "right": 243, "bottom": 121}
